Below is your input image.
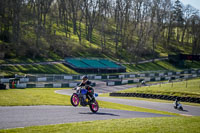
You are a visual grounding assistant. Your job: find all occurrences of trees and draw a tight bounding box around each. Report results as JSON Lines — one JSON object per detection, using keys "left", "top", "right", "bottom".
{"left": 0, "top": 0, "right": 200, "bottom": 60}
{"left": 98, "top": 0, "right": 110, "bottom": 53}
{"left": 68, "top": 0, "right": 80, "bottom": 35}
{"left": 181, "top": 5, "right": 197, "bottom": 46}
{"left": 0, "top": 0, "right": 11, "bottom": 43}
{"left": 83, "top": 0, "right": 100, "bottom": 42}
{"left": 190, "top": 14, "right": 200, "bottom": 55}
{"left": 172, "top": 0, "right": 184, "bottom": 43}
{"left": 149, "top": 0, "right": 161, "bottom": 61}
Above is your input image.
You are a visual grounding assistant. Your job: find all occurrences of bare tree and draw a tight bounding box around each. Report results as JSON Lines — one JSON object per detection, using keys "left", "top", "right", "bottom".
{"left": 172, "top": 0, "right": 184, "bottom": 43}
{"left": 190, "top": 14, "right": 200, "bottom": 55}
{"left": 57, "top": 0, "right": 70, "bottom": 37}
{"left": 83, "top": 0, "right": 100, "bottom": 42}
{"left": 98, "top": 0, "right": 110, "bottom": 53}
{"left": 68, "top": 0, "right": 80, "bottom": 34}
{"left": 12, "top": 0, "right": 24, "bottom": 45}
{"left": 181, "top": 5, "right": 198, "bottom": 46}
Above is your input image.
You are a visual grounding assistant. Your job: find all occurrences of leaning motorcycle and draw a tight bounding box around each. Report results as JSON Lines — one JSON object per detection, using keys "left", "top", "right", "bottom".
{"left": 173, "top": 102, "right": 183, "bottom": 110}
{"left": 71, "top": 87, "right": 99, "bottom": 113}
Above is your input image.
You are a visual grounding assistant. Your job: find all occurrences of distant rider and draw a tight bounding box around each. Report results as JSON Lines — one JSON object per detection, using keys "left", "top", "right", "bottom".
{"left": 174, "top": 97, "right": 183, "bottom": 110}
{"left": 174, "top": 97, "right": 180, "bottom": 108}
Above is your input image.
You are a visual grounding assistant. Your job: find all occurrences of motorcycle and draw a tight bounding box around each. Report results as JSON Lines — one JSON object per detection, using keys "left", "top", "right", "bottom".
{"left": 173, "top": 101, "right": 183, "bottom": 111}
{"left": 71, "top": 87, "right": 99, "bottom": 113}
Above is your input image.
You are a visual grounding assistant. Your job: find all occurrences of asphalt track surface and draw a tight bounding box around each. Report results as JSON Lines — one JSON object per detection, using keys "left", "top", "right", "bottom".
{"left": 0, "top": 106, "right": 170, "bottom": 129}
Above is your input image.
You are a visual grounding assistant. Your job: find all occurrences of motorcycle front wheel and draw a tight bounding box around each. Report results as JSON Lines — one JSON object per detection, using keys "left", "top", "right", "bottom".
{"left": 71, "top": 93, "right": 79, "bottom": 107}
{"left": 179, "top": 106, "right": 183, "bottom": 111}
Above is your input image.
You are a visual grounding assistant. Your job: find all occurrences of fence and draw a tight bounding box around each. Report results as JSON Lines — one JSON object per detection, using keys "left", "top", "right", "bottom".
{"left": 0, "top": 69, "right": 200, "bottom": 88}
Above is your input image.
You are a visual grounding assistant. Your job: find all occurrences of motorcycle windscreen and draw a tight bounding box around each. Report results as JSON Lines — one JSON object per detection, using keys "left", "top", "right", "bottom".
{"left": 81, "top": 89, "right": 88, "bottom": 95}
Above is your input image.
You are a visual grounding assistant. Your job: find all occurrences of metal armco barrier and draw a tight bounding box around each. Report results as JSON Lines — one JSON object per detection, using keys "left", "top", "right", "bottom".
{"left": 1, "top": 69, "right": 200, "bottom": 83}
{"left": 106, "top": 73, "right": 200, "bottom": 86}
{"left": 0, "top": 69, "right": 200, "bottom": 88}
{"left": 10, "top": 82, "right": 96, "bottom": 89}
{"left": 110, "top": 93, "right": 200, "bottom": 103}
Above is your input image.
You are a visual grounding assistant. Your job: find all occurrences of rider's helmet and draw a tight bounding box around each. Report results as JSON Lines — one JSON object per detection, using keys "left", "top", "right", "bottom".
{"left": 82, "top": 75, "right": 88, "bottom": 80}
{"left": 82, "top": 75, "right": 91, "bottom": 86}
{"left": 176, "top": 97, "right": 180, "bottom": 101}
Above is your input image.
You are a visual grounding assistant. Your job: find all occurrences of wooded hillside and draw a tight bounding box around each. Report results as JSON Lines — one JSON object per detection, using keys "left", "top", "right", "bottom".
{"left": 0, "top": 0, "right": 200, "bottom": 63}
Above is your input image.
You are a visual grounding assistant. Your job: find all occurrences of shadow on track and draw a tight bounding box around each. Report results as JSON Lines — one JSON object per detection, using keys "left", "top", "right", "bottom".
{"left": 79, "top": 112, "right": 119, "bottom": 116}
{"left": 176, "top": 109, "right": 188, "bottom": 112}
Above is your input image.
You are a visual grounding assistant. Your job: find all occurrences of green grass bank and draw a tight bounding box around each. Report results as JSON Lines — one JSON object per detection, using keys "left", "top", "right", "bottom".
{"left": 1, "top": 117, "right": 200, "bottom": 133}
{"left": 119, "top": 78, "right": 200, "bottom": 98}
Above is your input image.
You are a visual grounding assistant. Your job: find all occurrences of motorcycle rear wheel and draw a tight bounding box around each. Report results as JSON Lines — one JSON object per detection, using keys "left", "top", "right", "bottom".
{"left": 89, "top": 100, "right": 99, "bottom": 113}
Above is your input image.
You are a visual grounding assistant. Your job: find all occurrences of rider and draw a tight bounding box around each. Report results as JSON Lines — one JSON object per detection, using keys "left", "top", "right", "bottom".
{"left": 79, "top": 75, "right": 94, "bottom": 101}
{"left": 174, "top": 97, "right": 181, "bottom": 108}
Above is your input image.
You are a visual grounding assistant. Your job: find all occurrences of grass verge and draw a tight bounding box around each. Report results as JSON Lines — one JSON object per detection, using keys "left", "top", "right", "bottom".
{"left": 100, "top": 78, "right": 200, "bottom": 106}
{"left": 1, "top": 117, "right": 200, "bottom": 133}
{"left": 0, "top": 88, "right": 71, "bottom": 106}
{"left": 98, "top": 100, "right": 177, "bottom": 116}
{"left": 119, "top": 78, "right": 200, "bottom": 98}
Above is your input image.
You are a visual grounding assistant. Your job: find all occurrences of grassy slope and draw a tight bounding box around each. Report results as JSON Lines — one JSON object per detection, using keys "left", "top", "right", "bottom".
{"left": 1, "top": 16, "right": 199, "bottom": 75}
{"left": 0, "top": 57, "right": 62, "bottom": 64}
{"left": 125, "top": 60, "right": 200, "bottom": 72}
{"left": 1, "top": 9, "right": 196, "bottom": 63}
{"left": 1, "top": 18, "right": 200, "bottom": 76}
{"left": 1, "top": 117, "right": 200, "bottom": 133}
{"left": 119, "top": 78, "right": 200, "bottom": 98}
{"left": 1, "top": 60, "right": 200, "bottom": 76}
{"left": 125, "top": 60, "right": 178, "bottom": 72}
{"left": 0, "top": 63, "right": 78, "bottom": 76}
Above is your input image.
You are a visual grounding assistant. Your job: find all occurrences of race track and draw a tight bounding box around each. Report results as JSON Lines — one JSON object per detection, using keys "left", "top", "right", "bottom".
{"left": 56, "top": 81, "right": 200, "bottom": 116}
{"left": 1, "top": 80, "right": 200, "bottom": 130}
{"left": 0, "top": 106, "right": 170, "bottom": 129}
